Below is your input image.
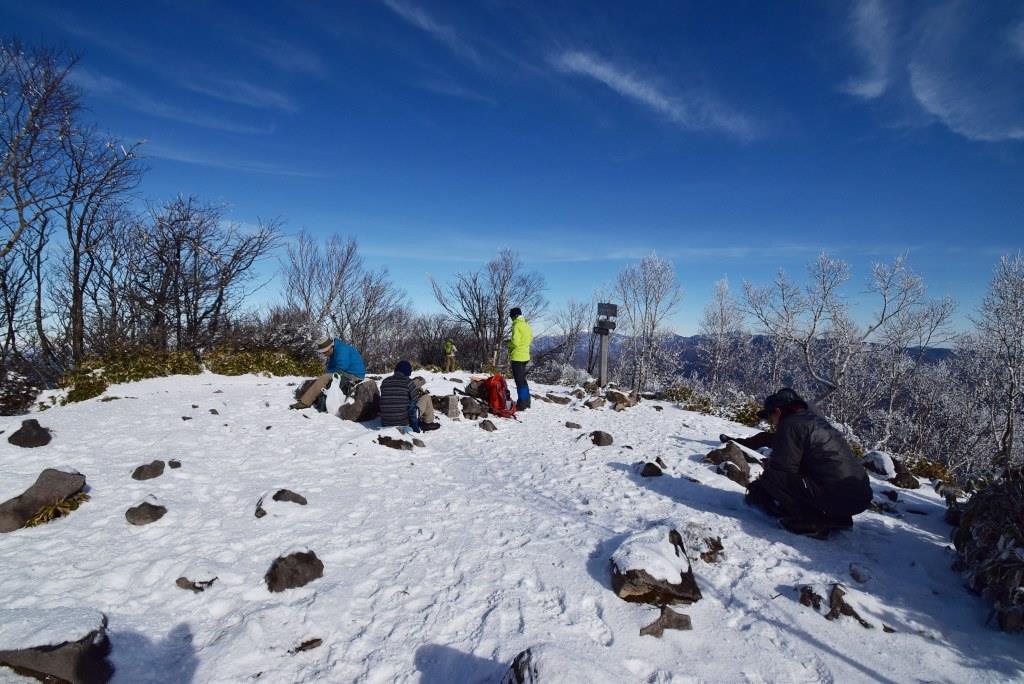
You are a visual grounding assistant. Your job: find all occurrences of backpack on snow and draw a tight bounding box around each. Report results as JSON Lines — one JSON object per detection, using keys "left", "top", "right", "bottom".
{"left": 481, "top": 373, "right": 516, "bottom": 418}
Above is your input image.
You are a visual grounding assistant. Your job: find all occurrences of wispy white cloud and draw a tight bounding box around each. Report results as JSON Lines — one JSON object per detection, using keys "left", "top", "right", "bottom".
{"left": 550, "top": 51, "right": 757, "bottom": 139}
{"left": 909, "top": 2, "right": 1024, "bottom": 142}
{"left": 70, "top": 70, "right": 275, "bottom": 136}
{"left": 145, "top": 143, "right": 326, "bottom": 178}
{"left": 51, "top": 9, "right": 300, "bottom": 113}
{"left": 1011, "top": 18, "right": 1024, "bottom": 58}
{"left": 840, "top": 0, "right": 893, "bottom": 99}
{"left": 379, "top": 0, "right": 482, "bottom": 66}
{"left": 233, "top": 35, "right": 327, "bottom": 77}
{"left": 414, "top": 79, "right": 496, "bottom": 106}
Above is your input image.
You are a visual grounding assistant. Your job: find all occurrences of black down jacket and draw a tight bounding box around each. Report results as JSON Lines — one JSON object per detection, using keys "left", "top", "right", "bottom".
{"left": 769, "top": 410, "right": 872, "bottom": 516}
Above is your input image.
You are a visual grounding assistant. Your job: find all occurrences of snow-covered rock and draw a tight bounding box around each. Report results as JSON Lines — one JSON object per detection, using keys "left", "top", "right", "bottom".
{"left": 610, "top": 526, "right": 702, "bottom": 605}
{"left": 863, "top": 450, "right": 897, "bottom": 479}
{"left": 0, "top": 608, "right": 112, "bottom": 683}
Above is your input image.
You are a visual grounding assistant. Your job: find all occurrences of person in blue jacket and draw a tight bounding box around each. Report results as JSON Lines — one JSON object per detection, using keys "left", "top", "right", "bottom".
{"left": 291, "top": 336, "right": 366, "bottom": 409}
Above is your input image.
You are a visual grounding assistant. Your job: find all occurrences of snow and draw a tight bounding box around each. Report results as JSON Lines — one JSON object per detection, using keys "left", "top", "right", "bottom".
{"left": 0, "top": 607, "right": 104, "bottom": 651}
{"left": 864, "top": 450, "right": 898, "bottom": 479}
{"left": 1, "top": 371, "right": 1022, "bottom": 683}
{"left": 610, "top": 526, "right": 689, "bottom": 582}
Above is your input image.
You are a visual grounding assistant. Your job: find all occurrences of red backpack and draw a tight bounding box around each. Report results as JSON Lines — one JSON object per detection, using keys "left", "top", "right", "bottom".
{"left": 482, "top": 373, "right": 517, "bottom": 418}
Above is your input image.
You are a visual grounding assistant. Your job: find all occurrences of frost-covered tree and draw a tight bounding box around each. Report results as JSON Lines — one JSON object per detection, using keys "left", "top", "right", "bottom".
{"left": 615, "top": 252, "right": 683, "bottom": 393}
{"left": 698, "top": 278, "right": 746, "bottom": 392}
{"left": 972, "top": 253, "right": 1024, "bottom": 466}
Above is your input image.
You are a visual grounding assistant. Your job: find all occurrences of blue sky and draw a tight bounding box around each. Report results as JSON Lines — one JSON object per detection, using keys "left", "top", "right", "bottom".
{"left": 4, "top": 0, "right": 1022, "bottom": 334}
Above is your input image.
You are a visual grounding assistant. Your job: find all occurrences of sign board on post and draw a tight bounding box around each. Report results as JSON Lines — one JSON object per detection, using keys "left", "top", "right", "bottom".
{"left": 593, "top": 303, "right": 618, "bottom": 387}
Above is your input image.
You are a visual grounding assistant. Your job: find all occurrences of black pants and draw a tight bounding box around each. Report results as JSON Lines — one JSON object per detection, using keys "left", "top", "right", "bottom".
{"left": 747, "top": 469, "right": 872, "bottom": 520}
{"left": 733, "top": 431, "right": 774, "bottom": 451}
{"left": 510, "top": 360, "right": 530, "bottom": 409}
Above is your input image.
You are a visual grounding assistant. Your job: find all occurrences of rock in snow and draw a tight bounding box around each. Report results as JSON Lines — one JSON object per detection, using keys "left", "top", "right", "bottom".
{"left": 0, "top": 608, "right": 113, "bottom": 683}
{"left": 863, "top": 450, "right": 897, "bottom": 479}
{"left": 131, "top": 460, "right": 166, "bottom": 481}
{"left": 7, "top": 419, "right": 52, "bottom": 448}
{"left": 610, "top": 527, "right": 702, "bottom": 605}
{"left": 639, "top": 606, "right": 693, "bottom": 637}
{"left": 590, "top": 431, "right": 613, "bottom": 446}
{"left": 265, "top": 550, "right": 324, "bottom": 592}
{"left": 125, "top": 501, "right": 167, "bottom": 526}
{"left": 500, "top": 645, "right": 630, "bottom": 684}
{"left": 0, "top": 468, "right": 86, "bottom": 533}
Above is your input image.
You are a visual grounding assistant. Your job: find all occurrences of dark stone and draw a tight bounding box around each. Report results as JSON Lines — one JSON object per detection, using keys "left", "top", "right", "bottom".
{"left": 502, "top": 648, "right": 536, "bottom": 684}
{"left": 655, "top": 456, "right": 667, "bottom": 469}
{"left": 640, "top": 462, "right": 662, "bottom": 477}
{"left": 272, "top": 489, "right": 308, "bottom": 505}
{"left": 546, "top": 393, "right": 571, "bottom": 405}
{"left": 413, "top": 438, "right": 426, "bottom": 448}
{"left": 883, "top": 490, "right": 898, "bottom": 502}
{"left": 719, "top": 461, "right": 750, "bottom": 487}
{"left": 125, "top": 502, "right": 167, "bottom": 526}
{"left": 639, "top": 606, "right": 692, "bottom": 637}
{"left": 191, "top": 404, "right": 199, "bottom": 408}
{"left": 168, "top": 460, "right": 182, "bottom": 469}
{"left": 799, "top": 585, "right": 824, "bottom": 611}
{"left": 339, "top": 379, "right": 381, "bottom": 422}
{"left": 571, "top": 389, "right": 586, "bottom": 399}
{"left": 611, "top": 530, "right": 702, "bottom": 605}
{"left": 209, "top": 409, "right": 219, "bottom": 415}
{"left": 377, "top": 436, "right": 413, "bottom": 451}
{"left": 889, "top": 460, "right": 920, "bottom": 489}
{"left": 265, "top": 426, "right": 272, "bottom": 430}
{"left": 590, "top": 431, "right": 613, "bottom": 446}
{"left": 869, "top": 500, "right": 898, "bottom": 514}
{"left": 480, "top": 420, "right": 497, "bottom": 432}
{"left": 460, "top": 396, "right": 487, "bottom": 419}
{"left": 700, "top": 537, "right": 723, "bottom": 563}
{"left": 883, "top": 625, "right": 896, "bottom": 633}
{"left": 131, "top": 460, "right": 165, "bottom": 481}
{"left": 289, "top": 638, "right": 323, "bottom": 654}
{"left": 0, "top": 469, "right": 86, "bottom": 533}
{"left": 7, "top": 419, "right": 52, "bottom": 448}
{"left": 652, "top": 405, "right": 663, "bottom": 412}
{"left": 704, "top": 443, "right": 750, "bottom": 473}
{"left": 175, "top": 576, "right": 217, "bottom": 593}
{"left": 583, "top": 397, "right": 605, "bottom": 410}
{"left": 181, "top": 416, "right": 192, "bottom": 421}
{"left": 825, "top": 584, "right": 872, "bottom": 628}
{"left": 0, "top": 612, "right": 113, "bottom": 684}
{"left": 265, "top": 551, "right": 323, "bottom": 592}
{"left": 565, "top": 422, "right": 581, "bottom": 429}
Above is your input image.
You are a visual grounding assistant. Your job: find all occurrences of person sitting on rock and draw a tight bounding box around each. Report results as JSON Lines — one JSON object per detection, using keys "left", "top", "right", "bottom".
{"left": 291, "top": 336, "right": 366, "bottom": 410}
{"left": 379, "top": 360, "right": 440, "bottom": 431}
{"left": 744, "top": 388, "right": 872, "bottom": 537}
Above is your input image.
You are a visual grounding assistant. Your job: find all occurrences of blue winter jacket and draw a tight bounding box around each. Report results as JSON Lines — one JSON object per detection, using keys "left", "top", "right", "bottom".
{"left": 325, "top": 339, "right": 366, "bottom": 378}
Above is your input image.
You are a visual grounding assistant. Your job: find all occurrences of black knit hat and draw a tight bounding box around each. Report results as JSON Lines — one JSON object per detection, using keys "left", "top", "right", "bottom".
{"left": 395, "top": 360, "right": 413, "bottom": 376}
{"left": 757, "top": 388, "right": 806, "bottom": 419}
{"left": 510, "top": 307, "right": 522, "bottom": 318}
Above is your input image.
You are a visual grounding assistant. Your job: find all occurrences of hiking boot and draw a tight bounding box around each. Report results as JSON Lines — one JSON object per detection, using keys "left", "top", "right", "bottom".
{"left": 289, "top": 401, "right": 308, "bottom": 410}
{"left": 421, "top": 422, "right": 440, "bottom": 432}
{"left": 719, "top": 433, "right": 735, "bottom": 444}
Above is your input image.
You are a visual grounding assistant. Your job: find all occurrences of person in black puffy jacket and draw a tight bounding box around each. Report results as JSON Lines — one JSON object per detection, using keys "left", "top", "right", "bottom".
{"left": 745, "top": 388, "right": 872, "bottom": 536}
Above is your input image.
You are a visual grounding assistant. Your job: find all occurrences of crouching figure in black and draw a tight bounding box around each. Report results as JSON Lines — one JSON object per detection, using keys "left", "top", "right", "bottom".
{"left": 744, "top": 388, "right": 872, "bottom": 538}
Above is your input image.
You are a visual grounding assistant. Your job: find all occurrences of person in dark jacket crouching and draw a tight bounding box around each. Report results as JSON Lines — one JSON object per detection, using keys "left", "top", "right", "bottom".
{"left": 745, "top": 388, "right": 872, "bottom": 537}
{"left": 380, "top": 361, "right": 440, "bottom": 431}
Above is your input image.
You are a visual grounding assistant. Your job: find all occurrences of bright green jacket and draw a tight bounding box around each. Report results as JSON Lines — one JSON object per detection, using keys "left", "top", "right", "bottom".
{"left": 508, "top": 316, "right": 532, "bottom": 362}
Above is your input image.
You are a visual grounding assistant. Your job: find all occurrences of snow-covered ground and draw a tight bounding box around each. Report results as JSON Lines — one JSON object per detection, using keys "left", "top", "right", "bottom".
{"left": 1, "top": 371, "right": 1021, "bottom": 683}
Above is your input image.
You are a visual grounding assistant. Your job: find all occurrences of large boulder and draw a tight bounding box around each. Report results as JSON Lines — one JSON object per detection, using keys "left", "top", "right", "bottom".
{"left": 0, "top": 469, "right": 86, "bottom": 533}
{"left": 611, "top": 527, "right": 702, "bottom": 605}
{"left": 461, "top": 397, "right": 487, "bottom": 419}
{"left": 265, "top": 550, "right": 323, "bottom": 592}
{"left": 889, "top": 459, "right": 921, "bottom": 490}
{"left": 605, "top": 389, "right": 638, "bottom": 409}
{"left": 7, "top": 419, "right": 52, "bottom": 448}
{"left": 590, "top": 431, "right": 613, "bottom": 447}
{"left": 0, "top": 608, "right": 113, "bottom": 683}
{"left": 339, "top": 379, "right": 380, "bottom": 422}
{"left": 583, "top": 397, "right": 605, "bottom": 410}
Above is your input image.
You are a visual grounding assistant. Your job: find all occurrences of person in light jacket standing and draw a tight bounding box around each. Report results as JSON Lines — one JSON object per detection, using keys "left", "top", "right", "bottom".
{"left": 507, "top": 307, "right": 532, "bottom": 410}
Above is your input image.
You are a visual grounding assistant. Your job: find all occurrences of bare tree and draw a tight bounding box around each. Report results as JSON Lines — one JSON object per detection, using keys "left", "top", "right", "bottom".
{"left": 53, "top": 126, "right": 144, "bottom": 364}
{"left": 431, "top": 249, "right": 547, "bottom": 369}
{"left": 1, "top": 40, "right": 78, "bottom": 260}
{"left": 283, "top": 231, "right": 359, "bottom": 333}
{"left": 972, "top": 253, "right": 1024, "bottom": 466}
{"left": 614, "top": 252, "right": 683, "bottom": 393}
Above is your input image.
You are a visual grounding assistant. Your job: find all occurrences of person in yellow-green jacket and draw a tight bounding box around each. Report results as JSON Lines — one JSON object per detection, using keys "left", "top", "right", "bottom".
{"left": 508, "top": 307, "right": 532, "bottom": 410}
